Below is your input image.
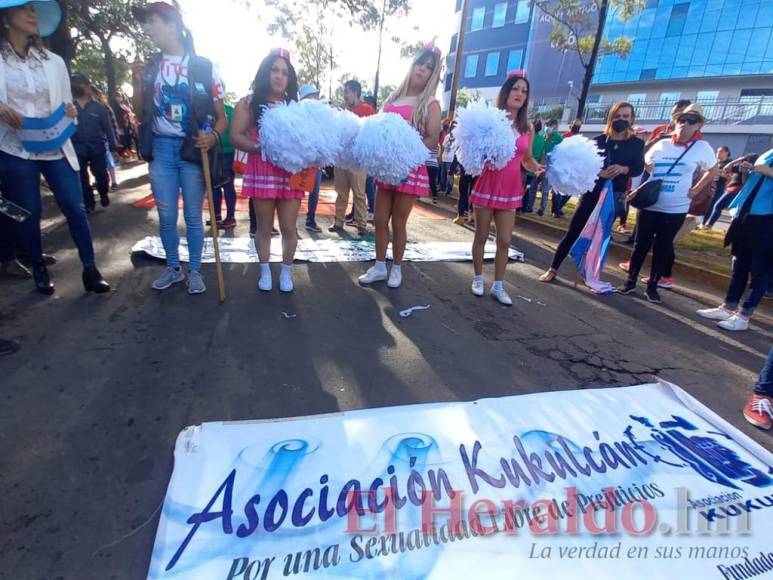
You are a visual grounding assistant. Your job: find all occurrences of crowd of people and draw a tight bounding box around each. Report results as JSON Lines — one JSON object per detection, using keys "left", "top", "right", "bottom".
{"left": 0, "top": 1, "right": 771, "bottom": 429}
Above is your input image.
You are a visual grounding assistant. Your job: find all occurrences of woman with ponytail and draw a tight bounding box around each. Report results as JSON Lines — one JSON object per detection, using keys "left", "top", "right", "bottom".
{"left": 358, "top": 45, "right": 442, "bottom": 289}
{"left": 230, "top": 49, "right": 301, "bottom": 293}
{"left": 132, "top": 2, "right": 227, "bottom": 296}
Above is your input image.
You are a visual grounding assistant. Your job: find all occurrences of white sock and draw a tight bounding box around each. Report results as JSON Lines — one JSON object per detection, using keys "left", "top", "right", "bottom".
{"left": 374, "top": 260, "right": 387, "bottom": 272}
{"left": 391, "top": 264, "right": 402, "bottom": 274}
{"left": 474, "top": 275, "right": 484, "bottom": 283}
{"left": 260, "top": 263, "right": 271, "bottom": 276}
{"left": 492, "top": 281, "right": 503, "bottom": 291}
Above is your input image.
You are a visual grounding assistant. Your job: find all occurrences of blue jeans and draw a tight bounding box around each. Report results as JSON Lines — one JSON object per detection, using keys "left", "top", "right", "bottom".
{"left": 365, "top": 175, "right": 376, "bottom": 213}
{"left": 149, "top": 137, "right": 205, "bottom": 271}
{"left": 306, "top": 169, "right": 323, "bottom": 225}
{"left": 724, "top": 242, "right": 771, "bottom": 317}
{"left": 538, "top": 175, "right": 552, "bottom": 213}
{"left": 755, "top": 347, "right": 773, "bottom": 397}
{"left": 552, "top": 192, "right": 571, "bottom": 215}
{"left": 0, "top": 151, "right": 95, "bottom": 267}
{"left": 212, "top": 151, "right": 236, "bottom": 220}
{"left": 523, "top": 174, "right": 540, "bottom": 211}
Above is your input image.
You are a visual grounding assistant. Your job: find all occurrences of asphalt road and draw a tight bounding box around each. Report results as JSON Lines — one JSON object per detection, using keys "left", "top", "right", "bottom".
{"left": 1, "top": 166, "right": 771, "bottom": 579}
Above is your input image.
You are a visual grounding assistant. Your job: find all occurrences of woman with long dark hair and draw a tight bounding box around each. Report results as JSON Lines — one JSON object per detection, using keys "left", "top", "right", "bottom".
{"left": 0, "top": 1, "right": 110, "bottom": 295}
{"left": 230, "top": 49, "right": 301, "bottom": 293}
{"left": 358, "top": 45, "right": 442, "bottom": 290}
{"left": 538, "top": 102, "right": 645, "bottom": 284}
{"left": 132, "top": 2, "right": 227, "bottom": 295}
{"left": 469, "top": 72, "right": 541, "bottom": 305}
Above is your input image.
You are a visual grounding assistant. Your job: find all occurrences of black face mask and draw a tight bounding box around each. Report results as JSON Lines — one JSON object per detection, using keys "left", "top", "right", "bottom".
{"left": 611, "top": 119, "right": 630, "bottom": 133}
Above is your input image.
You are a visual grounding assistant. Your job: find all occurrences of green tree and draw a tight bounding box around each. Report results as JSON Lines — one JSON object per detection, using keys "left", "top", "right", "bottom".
{"left": 456, "top": 88, "right": 481, "bottom": 109}
{"left": 534, "top": 0, "right": 644, "bottom": 119}
{"left": 70, "top": 40, "right": 132, "bottom": 92}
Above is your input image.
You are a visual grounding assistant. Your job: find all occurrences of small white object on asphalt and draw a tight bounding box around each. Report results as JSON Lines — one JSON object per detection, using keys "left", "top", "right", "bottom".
{"left": 399, "top": 305, "right": 431, "bottom": 318}
{"left": 517, "top": 296, "right": 533, "bottom": 303}
{"left": 281, "top": 312, "right": 297, "bottom": 319}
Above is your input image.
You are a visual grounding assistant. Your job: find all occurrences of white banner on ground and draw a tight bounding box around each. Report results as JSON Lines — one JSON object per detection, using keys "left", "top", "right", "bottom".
{"left": 147, "top": 383, "right": 773, "bottom": 580}
{"left": 131, "top": 237, "right": 525, "bottom": 264}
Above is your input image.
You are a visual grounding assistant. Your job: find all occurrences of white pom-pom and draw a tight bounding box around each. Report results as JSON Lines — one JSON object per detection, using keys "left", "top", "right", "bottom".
{"left": 297, "top": 99, "right": 345, "bottom": 168}
{"left": 333, "top": 109, "right": 365, "bottom": 172}
{"left": 546, "top": 136, "right": 605, "bottom": 196}
{"left": 259, "top": 101, "right": 317, "bottom": 174}
{"left": 453, "top": 104, "right": 516, "bottom": 176}
{"left": 350, "top": 113, "right": 429, "bottom": 184}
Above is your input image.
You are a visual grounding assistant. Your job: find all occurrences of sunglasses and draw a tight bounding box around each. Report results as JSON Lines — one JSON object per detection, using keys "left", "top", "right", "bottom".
{"left": 677, "top": 115, "right": 701, "bottom": 125}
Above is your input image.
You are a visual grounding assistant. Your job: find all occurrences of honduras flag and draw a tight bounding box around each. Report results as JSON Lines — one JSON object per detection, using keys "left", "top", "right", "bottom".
{"left": 18, "top": 103, "right": 76, "bottom": 153}
{"left": 570, "top": 179, "right": 616, "bottom": 294}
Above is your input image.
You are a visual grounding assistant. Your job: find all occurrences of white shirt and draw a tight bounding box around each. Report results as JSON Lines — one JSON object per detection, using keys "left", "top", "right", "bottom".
{"left": 645, "top": 139, "right": 716, "bottom": 214}
{"left": 442, "top": 134, "right": 457, "bottom": 163}
{"left": 152, "top": 54, "right": 224, "bottom": 138}
{"left": 0, "top": 47, "right": 63, "bottom": 161}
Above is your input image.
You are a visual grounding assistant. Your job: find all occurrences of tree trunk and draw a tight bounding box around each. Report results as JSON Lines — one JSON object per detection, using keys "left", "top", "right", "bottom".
{"left": 577, "top": 0, "right": 609, "bottom": 121}
{"left": 448, "top": 0, "right": 471, "bottom": 118}
{"left": 373, "top": 0, "right": 386, "bottom": 107}
{"left": 99, "top": 35, "right": 118, "bottom": 97}
{"left": 47, "top": 2, "right": 75, "bottom": 67}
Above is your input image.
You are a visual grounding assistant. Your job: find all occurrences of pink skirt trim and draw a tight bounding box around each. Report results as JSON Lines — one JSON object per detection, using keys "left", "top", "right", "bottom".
{"left": 470, "top": 189, "right": 523, "bottom": 211}
{"left": 241, "top": 153, "right": 303, "bottom": 200}
{"left": 376, "top": 165, "right": 430, "bottom": 197}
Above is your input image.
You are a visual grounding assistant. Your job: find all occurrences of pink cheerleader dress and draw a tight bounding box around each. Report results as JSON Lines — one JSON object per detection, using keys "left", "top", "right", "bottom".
{"left": 470, "top": 131, "right": 531, "bottom": 211}
{"left": 377, "top": 100, "right": 432, "bottom": 197}
{"left": 241, "top": 125, "right": 304, "bottom": 200}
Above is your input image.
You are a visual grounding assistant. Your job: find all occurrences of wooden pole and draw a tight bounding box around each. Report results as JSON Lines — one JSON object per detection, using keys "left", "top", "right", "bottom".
{"left": 200, "top": 147, "right": 226, "bottom": 303}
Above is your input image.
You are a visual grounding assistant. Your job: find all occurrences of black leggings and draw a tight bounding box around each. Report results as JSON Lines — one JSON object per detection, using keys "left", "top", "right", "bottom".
{"left": 458, "top": 171, "right": 476, "bottom": 215}
{"left": 627, "top": 210, "right": 686, "bottom": 286}
{"left": 551, "top": 185, "right": 602, "bottom": 270}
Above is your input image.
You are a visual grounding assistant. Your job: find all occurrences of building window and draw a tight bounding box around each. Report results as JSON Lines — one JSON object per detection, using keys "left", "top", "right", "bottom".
{"left": 639, "top": 68, "right": 657, "bottom": 80}
{"left": 627, "top": 93, "right": 647, "bottom": 103}
{"left": 485, "top": 52, "right": 500, "bottom": 76}
{"left": 507, "top": 49, "right": 523, "bottom": 73}
{"left": 456, "top": 0, "right": 462, "bottom": 12}
{"left": 464, "top": 54, "right": 479, "bottom": 78}
{"left": 493, "top": 2, "right": 507, "bottom": 28}
{"left": 658, "top": 91, "right": 681, "bottom": 119}
{"left": 471, "top": 7, "right": 485, "bottom": 31}
{"left": 445, "top": 73, "right": 453, "bottom": 92}
{"left": 666, "top": 2, "right": 689, "bottom": 37}
{"left": 515, "top": 0, "right": 530, "bottom": 24}
{"left": 697, "top": 90, "right": 720, "bottom": 119}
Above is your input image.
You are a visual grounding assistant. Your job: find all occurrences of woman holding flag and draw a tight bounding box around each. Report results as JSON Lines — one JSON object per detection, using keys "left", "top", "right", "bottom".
{"left": 0, "top": 0, "right": 110, "bottom": 296}
{"left": 469, "top": 72, "right": 541, "bottom": 306}
{"left": 538, "top": 102, "right": 644, "bottom": 286}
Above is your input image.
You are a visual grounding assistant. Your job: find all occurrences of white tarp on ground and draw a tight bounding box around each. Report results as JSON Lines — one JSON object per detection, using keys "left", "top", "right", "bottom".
{"left": 131, "top": 237, "right": 525, "bottom": 264}
{"left": 147, "top": 382, "right": 773, "bottom": 579}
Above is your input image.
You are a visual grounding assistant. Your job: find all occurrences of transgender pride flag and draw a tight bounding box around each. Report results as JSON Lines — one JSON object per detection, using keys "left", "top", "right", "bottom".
{"left": 19, "top": 103, "right": 76, "bottom": 153}
{"left": 570, "top": 179, "right": 617, "bottom": 294}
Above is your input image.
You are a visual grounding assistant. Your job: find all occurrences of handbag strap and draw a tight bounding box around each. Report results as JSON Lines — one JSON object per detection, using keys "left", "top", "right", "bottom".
{"left": 663, "top": 141, "right": 695, "bottom": 177}
{"left": 735, "top": 162, "right": 771, "bottom": 223}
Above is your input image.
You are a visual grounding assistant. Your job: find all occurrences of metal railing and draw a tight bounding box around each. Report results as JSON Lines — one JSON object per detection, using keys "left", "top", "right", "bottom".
{"left": 530, "top": 97, "right": 773, "bottom": 125}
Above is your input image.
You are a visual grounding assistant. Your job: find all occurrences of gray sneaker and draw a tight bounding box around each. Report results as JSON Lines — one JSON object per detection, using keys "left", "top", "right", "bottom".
{"left": 187, "top": 271, "right": 206, "bottom": 295}
{"left": 152, "top": 267, "right": 185, "bottom": 290}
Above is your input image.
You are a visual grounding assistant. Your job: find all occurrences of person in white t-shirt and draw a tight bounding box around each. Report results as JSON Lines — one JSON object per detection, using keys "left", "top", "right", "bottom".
{"left": 618, "top": 104, "right": 718, "bottom": 304}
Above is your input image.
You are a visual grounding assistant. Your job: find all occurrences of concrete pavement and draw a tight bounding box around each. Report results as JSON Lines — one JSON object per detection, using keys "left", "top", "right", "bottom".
{"left": 0, "top": 168, "right": 771, "bottom": 579}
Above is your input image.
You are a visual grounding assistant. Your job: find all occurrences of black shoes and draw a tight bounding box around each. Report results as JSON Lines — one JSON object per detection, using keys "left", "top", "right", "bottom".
{"left": 645, "top": 286, "right": 662, "bottom": 304}
{"left": 33, "top": 263, "right": 54, "bottom": 295}
{"left": 0, "top": 259, "right": 31, "bottom": 280}
{"left": 82, "top": 266, "right": 110, "bottom": 294}
{"left": 100, "top": 193, "right": 110, "bottom": 208}
{"left": 617, "top": 280, "right": 636, "bottom": 295}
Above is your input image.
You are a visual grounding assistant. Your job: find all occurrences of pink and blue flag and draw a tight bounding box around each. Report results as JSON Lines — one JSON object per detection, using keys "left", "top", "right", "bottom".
{"left": 570, "top": 179, "right": 617, "bottom": 294}
{"left": 19, "top": 103, "right": 76, "bottom": 153}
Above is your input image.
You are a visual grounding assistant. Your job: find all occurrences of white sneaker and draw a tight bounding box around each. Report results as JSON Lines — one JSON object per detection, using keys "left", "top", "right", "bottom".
{"left": 718, "top": 314, "right": 749, "bottom": 332}
{"left": 186, "top": 271, "right": 206, "bottom": 295}
{"left": 279, "top": 268, "right": 294, "bottom": 293}
{"left": 387, "top": 268, "right": 402, "bottom": 288}
{"left": 358, "top": 266, "right": 388, "bottom": 285}
{"left": 471, "top": 278, "right": 485, "bottom": 297}
{"left": 258, "top": 269, "right": 273, "bottom": 292}
{"left": 696, "top": 306, "right": 734, "bottom": 321}
{"left": 491, "top": 286, "right": 513, "bottom": 306}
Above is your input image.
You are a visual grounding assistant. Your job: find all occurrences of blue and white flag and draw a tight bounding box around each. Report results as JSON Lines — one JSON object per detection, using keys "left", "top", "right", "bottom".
{"left": 19, "top": 102, "right": 76, "bottom": 153}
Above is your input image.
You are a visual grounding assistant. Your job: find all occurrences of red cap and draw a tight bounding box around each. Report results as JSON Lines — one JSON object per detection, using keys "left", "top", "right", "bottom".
{"left": 131, "top": 2, "right": 182, "bottom": 23}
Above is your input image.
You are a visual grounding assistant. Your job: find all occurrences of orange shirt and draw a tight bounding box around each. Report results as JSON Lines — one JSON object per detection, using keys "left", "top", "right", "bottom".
{"left": 352, "top": 102, "right": 376, "bottom": 118}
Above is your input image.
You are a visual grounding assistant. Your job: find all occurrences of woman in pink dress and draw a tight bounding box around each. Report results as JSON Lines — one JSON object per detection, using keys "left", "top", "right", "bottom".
{"left": 231, "top": 49, "right": 302, "bottom": 293}
{"left": 470, "top": 72, "right": 542, "bottom": 305}
{"left": 358, "top": 45, "right": 443, "bottom": 289}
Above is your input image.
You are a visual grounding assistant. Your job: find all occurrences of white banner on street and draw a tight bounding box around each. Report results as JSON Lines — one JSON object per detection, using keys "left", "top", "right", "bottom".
{"left": 131, "top": 237, "right": 525, "bottom": 264}
{"left": 147, "top": 383, "right": 773, "bottom": 579}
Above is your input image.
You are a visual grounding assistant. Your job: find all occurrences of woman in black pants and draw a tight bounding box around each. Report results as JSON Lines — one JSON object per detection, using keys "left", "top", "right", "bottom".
{"left": 618, "top": 104, "right": 718, "bottom": 303}
{"left": 539, "top": 102, "right": 644, "bottom": 283}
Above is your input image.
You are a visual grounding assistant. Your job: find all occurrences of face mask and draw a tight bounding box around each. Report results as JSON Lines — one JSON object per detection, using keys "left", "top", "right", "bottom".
{"left": 546, "top": 127, "right": 554, "bottom": 134}
{"left": 612, "top": 119, "right": 630, "bottom": 133}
